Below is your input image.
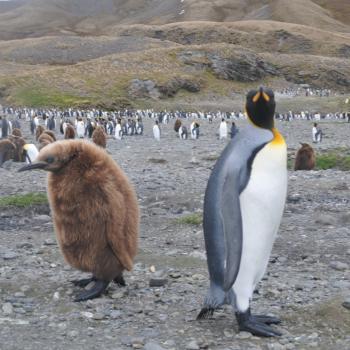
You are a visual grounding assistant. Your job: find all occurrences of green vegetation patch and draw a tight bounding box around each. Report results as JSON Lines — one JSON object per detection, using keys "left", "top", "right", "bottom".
{"left": 0, "top": 193, "right": 48, "bottom": 208}
{"left": 316, "top": 153, "right": 350, "bottom": 171}
{"left": 176, "top": 212, "right": 203, "bottom": 226}
{"left": 14, "top": 87, "right": 92, "bottom": 108}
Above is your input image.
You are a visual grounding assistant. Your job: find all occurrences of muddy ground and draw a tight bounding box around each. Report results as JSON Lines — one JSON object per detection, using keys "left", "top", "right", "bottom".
{"left": 0, "top": 117, "right": 349, "bottom": 350}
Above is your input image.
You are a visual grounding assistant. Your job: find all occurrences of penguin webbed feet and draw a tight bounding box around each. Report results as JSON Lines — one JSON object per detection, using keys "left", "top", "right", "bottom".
{"left": 113, "top": 275, "right": 126, "bottom": 287}
{"left": 71, "top": 276, "right": 96, "bottom": 287}
{"left": 196, "top": 307, "right": 215, "bottom": 320}
{"left": 236, "top": 308, "right": 282, "bottom": 337}
{"left": 74, "top": 279, "right": 109, "bottom": 302}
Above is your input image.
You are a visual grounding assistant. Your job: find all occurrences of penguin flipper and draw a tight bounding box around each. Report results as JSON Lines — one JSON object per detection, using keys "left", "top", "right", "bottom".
{"left": 221, "top": 173, "right": 243, "bottom": 292}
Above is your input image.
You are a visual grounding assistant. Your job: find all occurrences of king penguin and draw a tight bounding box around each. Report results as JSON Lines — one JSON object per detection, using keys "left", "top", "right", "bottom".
{"left": 197, "top": 87, "right": 287, "bottom": 337}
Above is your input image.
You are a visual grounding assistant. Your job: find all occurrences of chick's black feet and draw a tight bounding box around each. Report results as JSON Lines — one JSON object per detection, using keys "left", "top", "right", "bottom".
{"left": 113, "top": 275, "right": 126, "bottom": 287}
{"left": 71, "top": 276, "right": 96, "bottom": 287}
{"left": 74, "top": 280, "right": 109, "bottom": 302}
{"left": 196, "top": 307, "right": 215, "bottom": 320}
{"left": 235, "top": 308, "right": 282, "bottom": 337}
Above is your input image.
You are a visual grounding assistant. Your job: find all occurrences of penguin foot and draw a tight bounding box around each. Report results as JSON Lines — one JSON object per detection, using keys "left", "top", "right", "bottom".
{"left": 236, "top": 309, "right": 282, "bottom": 337}
{"left": 113, "top": 275, "right": 126, "bottom": 287}
{"left": 74, "top": 280, "right": 109, "bottom": 302}
{"left": 71, "top": 277, "right": 96, "bottom": 287}
{"left": 196, "top": 307, "right": 215, "bottom": 320}
{"left": 252, "top": 314, "right": 281, "bottom": 325}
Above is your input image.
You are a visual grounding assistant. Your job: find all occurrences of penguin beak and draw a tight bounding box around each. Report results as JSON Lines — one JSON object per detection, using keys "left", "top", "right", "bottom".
{"left": 18, "top": 162, "right": 48, "bottom": 172}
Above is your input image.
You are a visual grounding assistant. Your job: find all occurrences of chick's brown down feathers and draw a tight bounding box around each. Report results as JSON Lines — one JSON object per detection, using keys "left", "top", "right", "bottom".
{"left": 42, "top": 140, "right": 138, "bottom": 280}
{"left": 92, "top": 125, "right": 107, "bottom": 148}
{"left": 294, "top": 143, "right": 316, "bottom": 171}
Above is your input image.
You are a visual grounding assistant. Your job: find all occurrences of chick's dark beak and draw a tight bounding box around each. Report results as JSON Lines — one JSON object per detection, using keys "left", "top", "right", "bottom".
{"left": 18, "top": 162, "right": 48, "bottom": 172}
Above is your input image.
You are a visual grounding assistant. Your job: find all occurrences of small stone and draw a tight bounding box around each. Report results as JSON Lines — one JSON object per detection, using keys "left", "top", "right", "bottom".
{"left": 2, "top": 302, "right": 14, "bottom": 315}
{"left": 266, "top": 344, "right": 284, "bottom": 350}
{"left": 3, "top": 251, "right": 18, "bottom": 260}
{"left": 43, "top": 239, "right": 56, "bottom": 246}
{"left": 223, "top": 329, "right": 234, "bottom": 338}
{"left": 186, "top": 340, "right": 200, "bottom": 350}
{"left": 149, "top": 265, "right": 156, "bottom": 273}
{"left": 342, "top": 298, "right": 350, "bottom": 310}
{"left": 68, "top": 330, "right": 79, "bottom": 338}
{"left": 143, "top": 342, "right": 166, "bottom": 350}
{"left": 34, "top": 215, "right": 51, "bottom": 222}
{"left": 149, "top": 278, "right": 168, "bottom": 287}
{"left": 81, "top": 311, "right": 94, "bottom": 319}
{"left": 53, "top": 292, "right": 60, "bottom": 301}
{"left": 110, "top": 310, "right": 123, "bottom": 319}
{"left": 236, "top": 331, "right": 252, "bottom": 339}
{"left": 295, "top": 284, "right": 304, "bottom": 291}
{"left": 169, "top": 272, "right": 181, "bottom": 279}
{"left": 329, "top": 261, "right": 349, "bottom": 271}
{"left": 14, "top": 292, "right": 25, "bottom": 298}
{"left": 92, "top": 313, "right": 105, "bottom": 320}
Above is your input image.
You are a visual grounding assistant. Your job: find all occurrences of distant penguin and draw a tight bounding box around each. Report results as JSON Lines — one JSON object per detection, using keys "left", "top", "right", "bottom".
{"left": 197, "top": 87, "right": 287, "bottom": 337}
{"left": 42, "top": 130, "right": 56, "bottom": 141}
{"left": 23, "top": 144, "right": 39, "bottom": 164}
{"left": 64, "top": 124, "right": 75, "bottom": 139}
{"left": 38, "top": 133, "right": 55, "bottom": 150}
{"left": 36, "top": 125, "right": 45, "bottom": 141}
{"left": 12, "top": 128, "right": 22, "bottom": 138}
{"left": 153, "top": 121, "right": 160, "bottom": 141}
{"left": 19, "top": 140, "right": 139, "bottom": 301}
{"left": 219, "top": 118, "right": 228, "bottom": 139}
{"left": 92, "top": 125, "right": 107, "bottom": 148}
{"left": 8, "top": 135, "right": 26, "bottom": 162}
{"left": 179, "top": 125, "right": 188, "bottom": 139}
{"left": 174, "top": 119, "right": 182, "bottom": 133}
{"left": 0, "top": 139, "right": 15, "bottom": 166}
{"left": 294, "top": 143, "right": 315, "bottom": 170}
{"left": 115, "top": 121, "right": 122, "bottom": 140}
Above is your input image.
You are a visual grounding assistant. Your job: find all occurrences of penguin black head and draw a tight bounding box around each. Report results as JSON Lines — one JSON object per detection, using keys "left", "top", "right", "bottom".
{"left": 246, "top": 87, "right": 275, "bottom": 130}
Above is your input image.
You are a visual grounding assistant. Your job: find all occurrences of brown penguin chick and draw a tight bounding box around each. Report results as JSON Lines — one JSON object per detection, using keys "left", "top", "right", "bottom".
{"left": 38, "top": 133, "right": 55, "bottom": 149}
{"left": 12, "top": 128, "right": 22, "bottom": 137}
{"left": 0, "top": 139, "right": 16, "bottom": 165}
{"left": 92, "top": 125, "right": 107, "bottom": 148}
{"left": 42, "top": 130, "right": 56, "bottom": 141}
{"left": 35, "top": 125, "right": 45, "bottom": 140}
{"left": 8, "top": 135, "right": 26, "bottom": 162}
{"left": 174, "top": 119, "right": 182, "bottom": 132}
{"left": 64, "top": 124, "right": 75, "bottom": 139}
{"left": 18, "top": 140, "right": 139, "bottom": 301}
{"left": 294, "top": 143, "right": 316, "bottom": 171}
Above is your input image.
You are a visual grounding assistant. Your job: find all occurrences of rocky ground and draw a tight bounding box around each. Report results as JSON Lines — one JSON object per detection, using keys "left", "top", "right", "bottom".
{"left": 0, "top": 118, "right": 349, "bottom": 350}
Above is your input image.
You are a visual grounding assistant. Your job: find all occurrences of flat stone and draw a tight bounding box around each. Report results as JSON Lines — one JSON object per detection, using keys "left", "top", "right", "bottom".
{"left": 342, "top": 298, "right": 350, "bottom": 310}
{"left": 186, "top": 340, "right": 200, "bottom": 350}
{"left": 149, "top": 278, "right": 168, "bottom": 287}
{"left": 236, "top": 331, "right": 252, "bottom": 339}
{"left": 2, "top": 303, "right": 14, "bottom": 315}
{"left": 3, "top": 251, "right": 18, "bottom": 260}
{"left": 329, "top": 261, "right": 349, "bottom": 271}
{"left": 143, "top": 342, "right": 166, "bottom": 350}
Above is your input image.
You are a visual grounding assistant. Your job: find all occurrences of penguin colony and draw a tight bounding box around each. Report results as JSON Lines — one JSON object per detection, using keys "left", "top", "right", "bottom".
{"left": 294, "top": 143, "right": 316, "bottom": 170}
{"left": 197, "top": 87, "right": 287, "bottom": 337}
{"left": 12, "top": 87, "right": 291, "bottom": 337}
{"left": 19, "top": 140, "right": 139, "bottom": 301}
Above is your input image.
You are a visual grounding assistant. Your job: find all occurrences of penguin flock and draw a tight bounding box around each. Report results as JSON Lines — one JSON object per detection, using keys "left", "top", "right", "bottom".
{"left": 14, "top": 87, "right": 292, "bottom": 338}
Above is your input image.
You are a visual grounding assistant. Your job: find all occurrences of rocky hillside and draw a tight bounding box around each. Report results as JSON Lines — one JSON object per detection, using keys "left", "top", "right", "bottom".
{"left": 0, "top": 0, "right": 349, "bottom": 109}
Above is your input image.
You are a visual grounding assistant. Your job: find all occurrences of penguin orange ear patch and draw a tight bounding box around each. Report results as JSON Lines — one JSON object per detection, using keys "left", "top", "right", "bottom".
{"left": 262, "top": 92, "right": 270, "bottom": 102}
{"left": 252, "top": 91, "right": 261, "bottom": 103}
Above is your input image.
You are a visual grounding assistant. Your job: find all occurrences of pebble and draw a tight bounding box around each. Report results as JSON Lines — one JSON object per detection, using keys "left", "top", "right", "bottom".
{"left": 149, "top": 278, "right": 168, "bottom": 287}
{"left": 92, "top": 313, "right": 105, "bottom": 320}
{"left": 342, "top": 298, "right": 350, "bottom": 310}
{"left": 186, "top": 340, "right": 200, "bottom": 350}
{"left": 235, "top": 331, "right": 252, "bottom": 339}
{"left": 329, "top": 261, "right": 349, "bottom": 271}
{"left": 53, "top": 292, "right": 60, "bottom": 301}
{"left": 2, "top": 303, "right": 14, "bottom": 315}
{"left": 34, "top": 215, "right": 51, "bottom": 222}
{"left": 3, "top": 251, "right": 18, "bottom": 260}
{"left": 143, "top": 342, "right": 166, "bottom": 350}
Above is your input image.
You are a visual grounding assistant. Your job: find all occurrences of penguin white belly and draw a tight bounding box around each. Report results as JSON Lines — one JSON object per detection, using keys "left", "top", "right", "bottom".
{"left": 233, "top": 142, "right": 287, "bottom": 312}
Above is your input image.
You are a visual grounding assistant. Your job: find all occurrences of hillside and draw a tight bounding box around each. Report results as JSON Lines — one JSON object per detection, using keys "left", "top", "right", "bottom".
{"left": 0, "top": 0, "right": 349, "bottom": 109}
{"left": 0, "top": 0, "right": 348, "bottom": 40}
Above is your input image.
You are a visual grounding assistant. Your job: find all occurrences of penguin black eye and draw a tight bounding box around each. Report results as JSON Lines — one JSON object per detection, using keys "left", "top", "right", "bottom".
{"left": 46, "top": 156, "right": 55, "bottom": 164}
